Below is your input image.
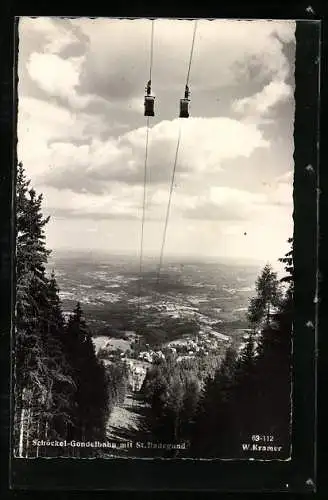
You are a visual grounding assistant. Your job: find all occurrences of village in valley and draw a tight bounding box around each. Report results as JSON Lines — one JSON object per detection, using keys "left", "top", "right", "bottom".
{"left": 93, "top": 323, "right": 243, "bottom": 392}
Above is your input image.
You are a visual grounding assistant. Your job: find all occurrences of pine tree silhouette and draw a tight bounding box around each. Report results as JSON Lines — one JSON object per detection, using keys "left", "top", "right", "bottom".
{"left": 65, "top": 302, "right": 109, "bottom": 451}
{"left": 189, "top": 240, "right": 293, "bottom": 459}
{"left": 15, "top": 163, "right": 75, "bottom": 457}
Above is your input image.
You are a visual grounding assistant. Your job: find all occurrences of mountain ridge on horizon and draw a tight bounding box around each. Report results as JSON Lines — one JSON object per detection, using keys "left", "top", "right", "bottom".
{"left": 48, "top": 247, "right": 267, "bottom": 268}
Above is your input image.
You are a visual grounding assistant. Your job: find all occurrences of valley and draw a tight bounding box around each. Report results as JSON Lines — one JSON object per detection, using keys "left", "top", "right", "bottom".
{"left": 48, "top": 250, "right": 262, "bottom": 453}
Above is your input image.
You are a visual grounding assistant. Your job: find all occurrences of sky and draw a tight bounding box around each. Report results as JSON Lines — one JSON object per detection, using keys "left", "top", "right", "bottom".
{"left": 17, "top": 17, "right": 295, "bottom": 267}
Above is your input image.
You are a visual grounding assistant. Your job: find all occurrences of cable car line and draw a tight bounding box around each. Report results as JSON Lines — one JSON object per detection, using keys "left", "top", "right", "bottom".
{"left": 156, "top": 19, "right": 198, "bottom": 287}
{"left": 180, "top": 19, "right": 198, "bottom": 118}
{"left": 186, "top": 19, "right": 198, "bottom": 88}
{"left": 156, "top": 123, "right": 182, "bottom": 287}
{"left": 138, "top": 115, "right": 150, "bottom": 279}
{"left": 144, "top": 19, "right": 155, "bottom": 117}
{"left": 138, "top": 20, "right": 155, "bottom": 314}
{"left": 149, "top": 19, "right": 154, "bottom": 82}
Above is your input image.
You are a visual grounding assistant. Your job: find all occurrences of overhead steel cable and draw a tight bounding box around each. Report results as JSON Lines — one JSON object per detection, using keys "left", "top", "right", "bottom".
{"left": 138, "top": 117, "right": 150, "bottom": 309}
{"left": 186, "top": 19, "right": 198, "bottom": 88}
{"left": 149, "top": 19, "right": 154, "bottom": 82}
{"left": 155, "top": 19, "right": 198, "bottom": 288}
{"left": 137, "top": 19, "right": 155, "bottom": 313}
{"left": 156, "top": 124, "right": 182, "bottom": 287}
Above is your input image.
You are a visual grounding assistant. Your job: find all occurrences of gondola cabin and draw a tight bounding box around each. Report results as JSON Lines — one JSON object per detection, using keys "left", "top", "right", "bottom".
{"left": 144, "top": 95, "right": 155, "bottom": 117}
{"left": 179, "top": 98, "right": 190, "bottom": 118}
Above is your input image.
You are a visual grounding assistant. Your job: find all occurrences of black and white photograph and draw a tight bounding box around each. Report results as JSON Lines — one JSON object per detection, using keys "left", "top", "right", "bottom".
{"left": 14, "top": 17, "right": 296, "bottom": 461}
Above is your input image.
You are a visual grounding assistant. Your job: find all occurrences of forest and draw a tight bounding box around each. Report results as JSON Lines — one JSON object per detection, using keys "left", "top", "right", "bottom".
{"left": 138, "top": 244, "right": 293, "bottom": 458}
{"left": 138, "top": 250, "right": 293, "bottom": 458}
{"left": 14, "top": 162, "right": 293, "bottom": 459}
{"left": 14, "top": 163, "right": 126, "bottom": 458}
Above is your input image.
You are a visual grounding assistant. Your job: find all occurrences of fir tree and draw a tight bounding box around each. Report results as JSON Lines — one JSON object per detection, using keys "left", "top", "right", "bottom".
{"left": 279, "top": 237, "right": 294, "bottom": 301}
{"left": 64, "top": 302, "right": 109, "bottom": 449}
{"left": 190, "top": 241, "right": 293, "bottom": 459}
{"left": 141, "top": 356, "right": 202, "bottom": 447}
{"left": 247, "top": 263, "right": 281, "bottom": 328}
{"left": 38, "top": 272, "right": 76, "bottom": 449}
{"left": 180, "top": 373, "right": 201, "bottom": 440}
{"left": 15, "top": 163, "right": 75, "bottom": 457}
{"left": 252, "top": 239, "right": 293, "bottom": 441}
{"left": 191, "top": 347, "right": 238, "bottom": 457}
{"left": 235, "top": 240, "right": 293, "bottom": 454}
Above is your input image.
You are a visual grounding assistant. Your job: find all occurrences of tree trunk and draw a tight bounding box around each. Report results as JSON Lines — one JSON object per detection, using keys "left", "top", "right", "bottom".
{"left": 36, "top": 419, "right": 40, "bottom": 458}
{"left": 25, "top": 401, "right": 32, "bottom": 458}
{"left": 18, "top": 402, "right": 26, "bottom": 458}
{"left": 44, "top": 420, "right": 50, "bottom": 458}
{"left": 174, "top": 413, "right": 179, "bottom": 442}
{"left": 266, "top": 303, "right": 270, "bottom": 325}
{"left": 65, "top": 421, "right": 70, "bottom": 457}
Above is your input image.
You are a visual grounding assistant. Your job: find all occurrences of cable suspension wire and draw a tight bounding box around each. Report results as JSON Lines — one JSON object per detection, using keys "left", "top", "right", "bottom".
{"left": 186, "top": 19, "right": 198, "bottom": 87}
{"left": 139, "top": 116, "right": 150, "bottom": 273}
{"left": 155, "top": 20, "right": 198, "bottom": 289}
{"left": 137, "top": 120, "right": 151, "bottom": 314}
{"left": 138, "top": 19, "right": 155, "bottom": 313}
{"left": 156, "top": 124, "right": 182, "bottom": 286}
{"left": 149, "top": 19, "right": 154, "bottom": 82}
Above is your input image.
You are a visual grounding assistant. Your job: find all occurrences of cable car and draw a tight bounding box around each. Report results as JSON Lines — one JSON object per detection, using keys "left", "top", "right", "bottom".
{"left": 144, "top": 80, "right": 155, "bottom": 117}
{"left": 179, "top": 85, "right": 190, "bottom": 118}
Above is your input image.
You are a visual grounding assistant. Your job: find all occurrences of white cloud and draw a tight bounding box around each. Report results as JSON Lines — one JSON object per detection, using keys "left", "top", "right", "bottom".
{"left": 39, "top": 175, "right": 292, "bottom": 226}
{"left": 27, "top": 52, "right": 81, "bottom": 96}
{"left": 270, "top": 182, "right": 293, "bottom": 206}
{"left": 26, "top": 18, "right": 295, "bottom": 105}
{"left": 35, "top": 116, "right": 269, "bottom": 193}
{"left": 42, "top": 184, "right": 143, "bottom": 220}
{"left": 26, "top": 52, "right": 101, "bottom": 110}
{"left": 180, "top": 186, "right": 264, "bottom": 219}
{"left": 17, "top": 96, "right": 112, "bottom": 178}
{"left": 258, "top": 170, "right": 293, "bottom": 208}
{"left": 19, "top": 17, "right": 80, "bottom": 55}
{"left": 172, "top": 183, "right": 291, "bottom": 221}
{"left": 276, "top": 170, "right": 293, "bottom": 183}
{"left": 209, "top": 186, "right": 266, "bottom": 206}
{"left": 232, "top": 80, "right": 293, "bottom": 116}
{"left": 269, "top": 172, "right": 293, "bottom": 206}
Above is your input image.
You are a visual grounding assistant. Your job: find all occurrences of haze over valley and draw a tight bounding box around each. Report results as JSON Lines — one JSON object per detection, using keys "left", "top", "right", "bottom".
{"left": 48, "top": 249, "right": 262, "bottom": 356}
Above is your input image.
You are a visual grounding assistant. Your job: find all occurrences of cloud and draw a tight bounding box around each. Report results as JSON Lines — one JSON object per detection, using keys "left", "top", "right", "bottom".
{"left": 48, "top": 207, "right": 139, "bottom": 221}
{"left": 19, "top": 17, "right": 87, "bottom": 56}
{"left": 269, "top": 182, "right": 293, "bottom": 206}
{"left": 35, "top": 116, "right": 269, "bottom": 193}
{"left": 27, "top": 52, "right": 83, "bottom": 100}
{"left": 232, "top": 80, "right": 293, "bottom": 116}
{"left": 17, "top": 96, "right": 122, "bottom": 178}
{"left": 17, "top": 18, "right": 295, "bottom": 262}
{"left": 42, "top": 184, "right": 143, "bottom": 221}
{"left": 276, "top": 170, "right": 293, "bottom": 183}
{"left": 178, "top": 186, "right": 277, "bottom": 221}
{"left": 26, "top": 52, "right": 117, "bottom": 112}
{"left": 269, "top": 172, "right": 293, "bottom": 206}
{"left": 20, "top": 18, "right": 295, "bottom": 114}
{"left": 39, "top": 175, "right": 292, "bottom": 225}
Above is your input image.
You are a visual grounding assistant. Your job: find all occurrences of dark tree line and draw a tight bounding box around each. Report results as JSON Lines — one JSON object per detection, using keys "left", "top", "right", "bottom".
{"left": 14, "top": 163, "right": 123, "bottom": 458}
{"left": 140, "top": 245, "right": 293, "bottom": 459}
{"left": 139, "top": 350, "right": 220, "bottom": 456}
{"left": 140, "top": 354, "right": 201, "bottom": 454}
{"left": 106, "top": 362, "right": 129, "bottom": 412}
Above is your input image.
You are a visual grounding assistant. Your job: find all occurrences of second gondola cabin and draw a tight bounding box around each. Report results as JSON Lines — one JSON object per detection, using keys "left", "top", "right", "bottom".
{"left": 179, "top": 98, "right": 190, "bottom": 118}
{"left": 144, "top": 95, "right": 155, "bottom": 116}
{"left": 179, "top": 85, "right": 190, "bottom": 118}
{"left": 144, "top": 80, "right": 155, "bottom": 117}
